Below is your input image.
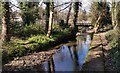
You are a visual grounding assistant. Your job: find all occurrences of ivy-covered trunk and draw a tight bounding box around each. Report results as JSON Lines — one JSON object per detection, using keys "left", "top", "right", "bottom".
{"left": 111, "top": 1, "right": 118, "bottom": 29}
{"left": 111, "top": 2, "right": 116, "bottom": 28}
{"left": 1, "top": 2, "right": 10, "bottom": 42}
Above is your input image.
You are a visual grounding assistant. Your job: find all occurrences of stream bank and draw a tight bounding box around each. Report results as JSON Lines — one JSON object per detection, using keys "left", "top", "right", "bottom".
{"left": 82, "top": 32, "right": 117, "bottom": 71}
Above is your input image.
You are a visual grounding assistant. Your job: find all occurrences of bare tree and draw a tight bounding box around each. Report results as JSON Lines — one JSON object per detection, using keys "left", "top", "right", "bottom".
{"left": 73, "top": 1, "right": 82, "bottom": 29}
{"left": 66, "top": 2, "right": 72, "bottom": 26}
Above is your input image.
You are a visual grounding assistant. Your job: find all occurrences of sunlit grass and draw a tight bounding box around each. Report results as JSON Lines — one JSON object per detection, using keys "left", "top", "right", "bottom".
{"left": 2, "top": 26, "right": 71, "bottom": 57}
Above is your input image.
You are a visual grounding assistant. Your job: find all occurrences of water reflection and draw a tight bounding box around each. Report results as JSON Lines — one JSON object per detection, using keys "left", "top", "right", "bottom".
{"left": 73, "top": 45, "right": 80, "bottom": 71}
{"left": 41, "top": 34, "right": 91, "bottom": 72}
{"left": 47, "top": 58, "right": 55, "bottom": 73}
{"left": 68, "top": 46, "right": 74, "bottom": 61}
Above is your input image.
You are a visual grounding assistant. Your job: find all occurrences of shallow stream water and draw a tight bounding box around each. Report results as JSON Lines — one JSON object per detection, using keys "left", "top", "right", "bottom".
{"left": 38, "top": 34, "right": 91, "bottom": 72}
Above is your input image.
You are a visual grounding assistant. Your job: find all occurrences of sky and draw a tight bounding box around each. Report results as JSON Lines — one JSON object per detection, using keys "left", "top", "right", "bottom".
{"left": 11, "top": 0, "right": 93, "bottom": 12}
{"left": 10, "top": 0, "right": 113, "bottom": 12}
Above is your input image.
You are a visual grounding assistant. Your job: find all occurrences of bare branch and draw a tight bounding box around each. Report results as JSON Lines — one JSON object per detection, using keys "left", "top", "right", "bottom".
{"left": 54, "top": 2, "right": 70, "bottom": 8}
{"left": 9, "top": 2, "right": 21, "bottom": 9}
{"left": 58, "top": 3, "right": 71, "bottom": 12}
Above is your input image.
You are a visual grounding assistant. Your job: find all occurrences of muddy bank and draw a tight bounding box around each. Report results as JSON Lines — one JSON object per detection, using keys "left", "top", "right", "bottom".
{"left": 3, "top": 46, "right": 61, "bottom": 71}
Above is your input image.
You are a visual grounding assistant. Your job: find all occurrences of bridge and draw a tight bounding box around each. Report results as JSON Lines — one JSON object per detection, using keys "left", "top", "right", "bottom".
{"left": 76, "top": 21, "right": 93, "bottom": 27}
{"left": 75, "top": 21, "right": 94, "bottom": 32}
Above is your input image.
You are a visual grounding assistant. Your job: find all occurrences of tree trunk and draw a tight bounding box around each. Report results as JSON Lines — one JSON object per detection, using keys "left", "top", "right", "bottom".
{"left": 118, "top": 2, "right": 120, "bottom": 29}
{"left": 1, "top": 2, "right": 10, "bottom": 42}
{"left": 111, "top": 2, "right": 116, "bottom": 28}
{"left": 111, "top": 1, "right": 118, "bottom": 29}
{"left": 1, "top": 16, "right": 7, "bottom": 42}
{"left": 117, "top": 2, "right": 120, "bottom": 52}
{"left": 94, "top": 1, "right": 107, "bottom": 33}
{"left": 73, "top": 2, "right": 79, "bottom": 29}
{"left": 66, "top": 2, "right": 72, "bottom": 26}
{"left": 47, "top": 11, "right": 53, "bottom": 37}
{"left": 94, "top": 13, "right": 102, "bottom": 33}
{"left": 45, "top": 3, "right": 50, "bottom": 33}
{"left": 114, "top": 2, "right": 118, "bottom": 29}
{"left": 72, "top": 1, "right": 81, "bottom": 34}
{"left": 47, "top": 0, "right": 53, "bottom": 37}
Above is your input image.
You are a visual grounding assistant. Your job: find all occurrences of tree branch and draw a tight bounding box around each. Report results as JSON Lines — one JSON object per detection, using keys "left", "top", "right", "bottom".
{"left": 54, "top": 2, "right": 70, "bottom": 8}
{"left": 58, "top": 3, "right": 71, "bottom": 12}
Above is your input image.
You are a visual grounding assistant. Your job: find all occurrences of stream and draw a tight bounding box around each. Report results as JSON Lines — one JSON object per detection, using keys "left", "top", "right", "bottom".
{"left": 29, "top": 34, "right": 91, "bottom": 72}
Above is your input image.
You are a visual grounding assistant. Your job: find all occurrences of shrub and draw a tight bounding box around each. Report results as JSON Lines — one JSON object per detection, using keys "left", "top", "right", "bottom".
{"left": 106, "top": 29, "right": 120, "bottom": 71}
{"left": 22, "top": 24, "right": 44, "bottom": 37}
{"left": 8, "top": 44, "right": 26, "bottom": 57}
{"left": 105, "top": 29, "right": 119, "bottom": 48}
{"left": 53, "top": 24, "right": 63, "bottom": 34}
{"left": 28, "top": 35, "right": 54, "bottom": 44}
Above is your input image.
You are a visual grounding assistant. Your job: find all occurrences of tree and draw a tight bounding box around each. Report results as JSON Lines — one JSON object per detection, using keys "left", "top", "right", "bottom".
{"left": 73, "top": 1, "right": 81, "bottom": 29}
{"left": 1, "top": 2, "right": 11, "bottom": 42}
{"left": 45, "top": 2, "right": 50, "bottom": 33}
{"left": 47, "top": 0, "right": 54, "bottom": 37}
{"left": 111, "top": 1, "right": 119, "bottom": 29}
{"left": 90, "top": 1, "right": 111, "bottom": 33}
{"left": 118, "top": 2, "right": 120, "bottom": 54}
{"left": 118, "top": 2, "right": 120, "bottom": 28}
{"left": 19, "top": 1, "right": 39, "bottom": 25}
{"left": 66, "top": 1, "right": 72, "bottom": 26}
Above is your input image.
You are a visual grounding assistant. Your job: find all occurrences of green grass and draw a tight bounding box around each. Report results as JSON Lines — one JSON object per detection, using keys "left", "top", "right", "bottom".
{"left": 2, "top": 27, "right": 71, "bottom": 57}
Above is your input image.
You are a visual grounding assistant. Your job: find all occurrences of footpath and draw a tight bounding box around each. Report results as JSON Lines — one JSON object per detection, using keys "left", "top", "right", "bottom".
{"left": 82, "top": 32, "right": 111, "bottom": 71}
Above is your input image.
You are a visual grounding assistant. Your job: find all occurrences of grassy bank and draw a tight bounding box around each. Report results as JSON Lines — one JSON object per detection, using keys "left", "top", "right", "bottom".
{"left": 105, "top": 29, "right": 120, "bottom": 71}
{"left": 2, "top": 24, "right": 75, "bottom": 64}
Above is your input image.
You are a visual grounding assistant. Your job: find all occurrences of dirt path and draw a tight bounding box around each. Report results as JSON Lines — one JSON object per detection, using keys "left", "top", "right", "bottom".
{"left": 82, "top": 32, "right": 110, "bottom": 71}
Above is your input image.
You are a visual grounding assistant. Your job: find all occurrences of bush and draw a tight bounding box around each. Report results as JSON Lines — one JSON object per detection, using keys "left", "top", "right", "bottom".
{"left": 9, "top": 45, "right": 26, "bottom": 57}
{"left": 53, "top": 24, "right": 63, "bottom": 34}
{"left": 106, "top": 29, "right": 120, "bottom": 71}
{"left": 105, "top": 29, "right": 119, "bottom": 48}
{"left": 11, "top": 23, "right": 45, "bottom": 38}
{"left": 11, "top": 21, "right": 23, "bottom": 35}
{"left": 22, "top": 23, "right": 45, "bottom": 37}
{"left": 28, "top": 35, "right": 54, "bottom": 44}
